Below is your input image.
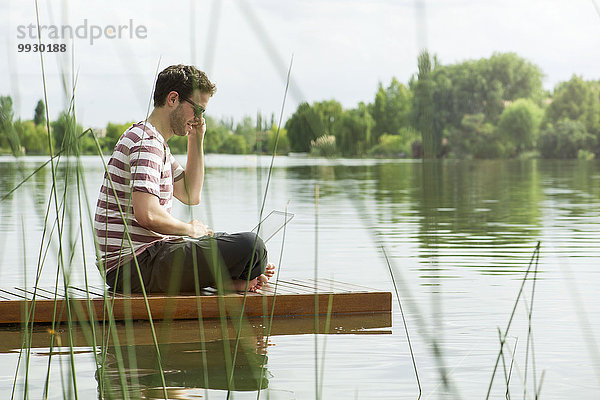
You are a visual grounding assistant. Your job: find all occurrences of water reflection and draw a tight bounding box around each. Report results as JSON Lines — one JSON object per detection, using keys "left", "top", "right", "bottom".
{"left": 98, "top": 337, "right": 269, "bottom": 398}
{"left": 0, "top": 313, "right": 391, "bottom": 399}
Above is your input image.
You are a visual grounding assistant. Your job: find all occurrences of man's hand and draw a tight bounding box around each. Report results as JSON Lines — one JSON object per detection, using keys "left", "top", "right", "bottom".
{"left": 188, "top": 219, "right": 213, "bottom": 238}
{"left": 189, "top": 116, "right": 206, "bottom": 138}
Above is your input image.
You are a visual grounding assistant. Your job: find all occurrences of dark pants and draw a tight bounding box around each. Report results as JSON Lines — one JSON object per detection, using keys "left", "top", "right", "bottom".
{"left": 105, "top": 232, "right": 267, "bottom": 294}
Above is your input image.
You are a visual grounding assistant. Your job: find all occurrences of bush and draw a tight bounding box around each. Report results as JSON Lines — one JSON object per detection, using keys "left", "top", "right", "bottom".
{"left": 497, "top": 98, "right": 543, "bottom": 155}
{"left": 14, "top": 120, "right": 48, "bottom": 155}
{"left": 538, "top": 119, "right": 596, "bottom": 159}
{"left": 220, "top": 134, "right": 248, "bottom": 154}
{"left": 310, "top": 135, "right": 336, "bottom": 157}
{"left": 266, "top": 125, "right": 290, "bottom": 155}
{"left": 369, "top": 128, "right": 417, "bottom": 157}
{"left": 448, "top": 114, "right": 506, "bottom": 159}
{"left": 578, "top": 149, "right": 595, "bottom": 160}
{"left": 102, "top": 121, "right": 134, "bottom": 153}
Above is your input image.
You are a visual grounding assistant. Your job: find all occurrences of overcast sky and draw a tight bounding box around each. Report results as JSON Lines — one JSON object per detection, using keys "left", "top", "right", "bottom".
{"left": 1, "top": 0, "right": 599, "bottom": 128}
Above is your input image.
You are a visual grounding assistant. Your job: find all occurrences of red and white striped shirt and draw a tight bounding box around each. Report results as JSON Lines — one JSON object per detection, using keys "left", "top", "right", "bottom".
{"left": 94, "top": 121, "right": 184, "bottom": 274}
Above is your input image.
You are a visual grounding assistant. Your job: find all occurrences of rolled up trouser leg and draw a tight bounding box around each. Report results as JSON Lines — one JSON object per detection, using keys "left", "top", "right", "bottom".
{"left": 138, "top": 232, "right": 268, "bottom": 293}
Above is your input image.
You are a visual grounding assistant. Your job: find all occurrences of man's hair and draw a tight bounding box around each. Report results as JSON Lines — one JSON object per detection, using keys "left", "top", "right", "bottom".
{"left": 153, "top": 65, "right": 216, "bottom": 107}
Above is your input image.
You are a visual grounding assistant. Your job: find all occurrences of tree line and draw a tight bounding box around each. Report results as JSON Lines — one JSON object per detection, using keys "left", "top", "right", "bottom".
{"left": 287, "top": 52, "right": 600, "bottom": 159}
{"left": 0, "top": 98, "right": 289, "bottom": 156}
{"left": 1, "top": 51, "right": 599, "bottom": 159}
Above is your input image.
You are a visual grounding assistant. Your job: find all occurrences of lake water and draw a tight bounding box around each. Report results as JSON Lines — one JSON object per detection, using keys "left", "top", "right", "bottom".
{"left": 0, "top": 155, "right": 599, "bottom": 399}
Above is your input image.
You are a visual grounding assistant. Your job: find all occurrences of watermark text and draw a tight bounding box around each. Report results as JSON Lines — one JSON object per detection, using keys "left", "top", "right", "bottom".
{"left": 16, "top": 19, "right": 148, "bottom": 45}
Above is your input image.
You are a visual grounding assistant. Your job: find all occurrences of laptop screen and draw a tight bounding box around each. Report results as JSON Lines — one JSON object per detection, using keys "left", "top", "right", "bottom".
{"left": 251, "top": 210, "right": 295, "bottom": 242}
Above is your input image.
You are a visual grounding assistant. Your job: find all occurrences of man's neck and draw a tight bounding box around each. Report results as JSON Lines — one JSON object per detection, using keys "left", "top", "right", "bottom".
{"left": 147, "top": 109, "right": 173, "bottom": 141}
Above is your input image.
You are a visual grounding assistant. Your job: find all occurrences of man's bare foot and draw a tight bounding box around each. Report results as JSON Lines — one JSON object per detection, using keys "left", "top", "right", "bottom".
{"left": 253, "top": 263, "right": 276, "bottom": 292}
{"left": 264, "top": 263, "right": 275, "bottom": 279}
{"left": 231, "top": 264, "right": 276, "bottom": 293}
{"left": 232, "top": 278, "right": 258, "bottom": 292}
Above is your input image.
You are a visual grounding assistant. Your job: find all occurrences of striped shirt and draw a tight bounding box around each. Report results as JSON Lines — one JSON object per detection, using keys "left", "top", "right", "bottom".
{"left": 94, "top": 121, "right": 185, "bottom": 274}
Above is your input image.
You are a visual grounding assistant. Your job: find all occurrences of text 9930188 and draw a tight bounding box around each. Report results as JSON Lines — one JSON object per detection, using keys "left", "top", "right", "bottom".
{"left": 17, "top": 43, "right": 67, "bottom": 53}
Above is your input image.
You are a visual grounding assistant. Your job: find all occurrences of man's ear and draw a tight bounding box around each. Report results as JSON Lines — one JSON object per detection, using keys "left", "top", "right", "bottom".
{"left": 167, "top": 91, "right": 179, "bottom": 107}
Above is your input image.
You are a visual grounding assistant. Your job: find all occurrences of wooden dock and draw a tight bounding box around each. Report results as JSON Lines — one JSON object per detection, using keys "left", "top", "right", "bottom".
{"left": 0, "top": 278, "right": 392, "bottom": 324}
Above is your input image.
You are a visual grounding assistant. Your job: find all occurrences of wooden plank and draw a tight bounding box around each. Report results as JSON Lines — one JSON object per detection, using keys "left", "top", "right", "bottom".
{"left": 0, "top": 279, "right": 392, "bottom": 324}
{"left": 0, "top": 291, "right": 391, "bottom": 324}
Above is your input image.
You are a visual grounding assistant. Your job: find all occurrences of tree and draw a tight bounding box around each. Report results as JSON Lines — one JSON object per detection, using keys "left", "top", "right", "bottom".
{"left": 312, "top": 100, "right": 343, "bottom": 137}
{"left": 369, "top": 128, "right": 418, "bottom": 157}
{"left": 0, "top": 95, "right": 21, "bottom": 155}
{"left": 234, "top": 116, "right": 257, "bottom": 152}
{"left": 371, "top": 78, "right": 412, "bottom": 142}
{"left": 51, "top": 111, "right": 85, "bottom": 154}
{"left": 220, "top": 134, "right": 248, "bottom": 154}
{"left": 538, "top": 120, "right": 596, "bottom": 159}
{"left": 486, "top": 52, "right": 544, "bottom": 102}
{"left": 334, "top": 102, "right": 374, "bottom": 156}
{"left": 203, "top": 116, "right": 228, "bottom": 153}
{"left": 544, "top": 75, "right": 600, "bottom": 138}
{"left": 412, "top": 51, "right": 440, "bottom": 158}
{"left": 497, "top": 99, "right": 543, "bottom": 155}
{"left": 285, "top": 102, "right": 324, "bottom": 152}
{"left": 411, "top": 52, "right": 544, "bottom": 141}
{"left": 103, "top": 121, "right": 134, "bottom": 153}
{"left": 14, "top": 119, "right": 49, "bottom": 154}
{"left": 34, "top": 99, "right": 46, "bottom": 126}
{"left": 448, "top": 114, "right": 505, "bottom": 159}
{"left": 266, "top": 124, "right": 290, "bottom": 155}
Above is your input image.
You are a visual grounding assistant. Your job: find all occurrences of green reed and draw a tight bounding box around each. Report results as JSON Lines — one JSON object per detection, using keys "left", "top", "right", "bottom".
{"left": 228, "top": 54, "right": 294, "bottom": 398}
{"left": 485, "top": 242, "right": 541, "bottom": 399}
{"left": 32, "top": 0, "right": 81, "bottom": 397}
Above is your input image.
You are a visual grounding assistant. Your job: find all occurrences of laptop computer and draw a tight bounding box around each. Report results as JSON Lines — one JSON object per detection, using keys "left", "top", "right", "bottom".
{"left": 251, "top": 210, "right": 295, "bottom": 242}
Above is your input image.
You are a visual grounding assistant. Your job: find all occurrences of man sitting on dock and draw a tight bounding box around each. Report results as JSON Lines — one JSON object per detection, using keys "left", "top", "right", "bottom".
{"left": 94, "top": 64, "right": 274, "bottom": 294}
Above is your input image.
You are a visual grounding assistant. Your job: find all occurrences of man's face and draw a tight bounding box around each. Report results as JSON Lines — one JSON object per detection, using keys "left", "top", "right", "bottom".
{"left": 169, "top": 90, "right": 210, "bottom": 137}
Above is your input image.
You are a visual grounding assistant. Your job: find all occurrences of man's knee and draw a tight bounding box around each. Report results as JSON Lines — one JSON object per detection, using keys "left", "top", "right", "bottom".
{"left": 237, "top": 231, "right": 267, "bottom": 261}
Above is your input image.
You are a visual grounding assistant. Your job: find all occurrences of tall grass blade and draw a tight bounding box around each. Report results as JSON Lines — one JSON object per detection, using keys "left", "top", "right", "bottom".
{"left": 485, "top": 241, "right": 541, "bottom": 399}
{"left": 314, "top": 183, "right": 320, "bottom": 399}
{"left": 31, "top": 0, "right": 81, "bottom": 396}
{"left": 507, "top": 337, "right": 518, "bottom": 400}
{"left": 257, "top": 201, "right": 290, "bottom": 399}
{"left": 381, "top": 246, "right": 422, "bottom": 396}
{"left": 348, "top": 185, "right": 460, "bottom": 398}
{"left": 496, "top": 328, "right": 510, "bottom": 399}
{"left": 90, "top": 129, "right": 169, "bottom": 399}
{"left": 592, "top": 0, "right": 600, "bottom": 19}
{"left": 523, "top": 247, "right": 540, "bottom": 399}
{"left": 229, "top": 54, "right": 293, "bottom": 391}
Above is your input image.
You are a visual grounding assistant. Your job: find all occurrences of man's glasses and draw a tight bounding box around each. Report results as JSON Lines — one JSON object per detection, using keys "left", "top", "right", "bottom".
{"left": 181, "top": 96, "right": 206, "bottom": 118}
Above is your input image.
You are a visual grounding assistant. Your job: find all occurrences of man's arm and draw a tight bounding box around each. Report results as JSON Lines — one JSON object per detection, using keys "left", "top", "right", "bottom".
{"left": 132, "top": 191, "right": 211, "bottom": 237}
{"left": 174, "top": 118, "right": 205, "bottom": 205}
